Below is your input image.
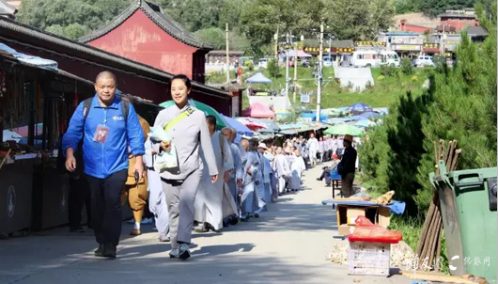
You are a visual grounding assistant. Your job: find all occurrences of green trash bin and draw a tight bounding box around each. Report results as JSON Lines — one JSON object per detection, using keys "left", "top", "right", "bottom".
{"left": 447, "top": 167, "right": 497, "bottom": 283}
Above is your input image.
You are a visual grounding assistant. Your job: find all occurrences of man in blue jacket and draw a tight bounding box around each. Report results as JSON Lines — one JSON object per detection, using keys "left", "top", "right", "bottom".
{"left": 62, "top": 71, "right": 145, "bottom": 258}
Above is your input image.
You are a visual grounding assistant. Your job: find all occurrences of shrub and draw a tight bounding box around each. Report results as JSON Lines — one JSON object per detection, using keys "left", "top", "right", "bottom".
{"left": 267, "top": 58, "right": 281, "bottom": 78}
{"left": 400, "top": 57, "right": 414, "bottom": 75}
{"left": 380, "top": 64, "right": 399, "bottom": 77}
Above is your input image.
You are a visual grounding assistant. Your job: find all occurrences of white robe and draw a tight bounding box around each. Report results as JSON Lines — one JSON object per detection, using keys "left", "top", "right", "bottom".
{"left": 289, "top": 155, "right": 306, "bottom": 190}
{"left": 194, "top": 131, "right": 233, "bottom": 230}
{"left": 144, "top": 139, "right": 169, "bottom": 238}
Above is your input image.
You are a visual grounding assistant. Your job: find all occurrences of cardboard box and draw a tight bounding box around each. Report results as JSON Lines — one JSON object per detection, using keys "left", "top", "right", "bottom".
{"left": 377, "top": 207, "right": 391, "bottom": 228}
{"left": 347, "top": 208, "right": 366, "bottom": 225}
{"left": 336, "top": 204, "right": 391, "bottom": 236}
{"left": 339, "top": 224, "right": 356, "bottom": 236}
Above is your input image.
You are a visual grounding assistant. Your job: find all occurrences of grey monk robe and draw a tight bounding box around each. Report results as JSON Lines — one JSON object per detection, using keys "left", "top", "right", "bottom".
{"left": 152, "top": 103, "right": 218, "bottom": 249}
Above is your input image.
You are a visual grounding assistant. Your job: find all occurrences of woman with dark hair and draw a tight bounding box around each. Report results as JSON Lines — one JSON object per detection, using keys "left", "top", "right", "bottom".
{"left": 152, "top": 74, "right": 218, "bottom": 260}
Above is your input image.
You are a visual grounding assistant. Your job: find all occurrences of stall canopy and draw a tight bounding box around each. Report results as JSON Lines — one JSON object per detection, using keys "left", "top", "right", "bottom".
{"left": 285, "top": 50, "right": 312, "bottom": 58}
{"left": 159, "top": 99, "right": 227, "bottom": 129}
{"left": 242, "top": 102, "right": 275, "bottom": 119}
{"left": 222, "top": 115, "right": 253, "bottom": 143}
{"left": 0, "top": 42, "right": 58, "bottom": 70}
{"left": 324, "top": 124, "right": 364, "bottom": 136}
{"left": 348, "top": 103, "right": 373, "bottom": 114}
{"left": 246, "top": 72, "right": 272, "bottom": 84}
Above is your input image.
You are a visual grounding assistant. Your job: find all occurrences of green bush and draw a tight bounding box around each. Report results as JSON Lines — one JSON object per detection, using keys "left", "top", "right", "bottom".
{"left": 267, "top": 58, "right": 281, "bottom": 78}
{"left": 380, "top": 64, "right": 399, "bottom": 77}
{"left": 244, "top": 60, "right": 254, "bottom": 71}
{"left": 400, "top": 57, "right": 414, "bottom": 75}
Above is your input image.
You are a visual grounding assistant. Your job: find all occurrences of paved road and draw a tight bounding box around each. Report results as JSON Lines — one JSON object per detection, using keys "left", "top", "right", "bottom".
{"left": 0, "top": 163, "right": 410, "bottom": 284}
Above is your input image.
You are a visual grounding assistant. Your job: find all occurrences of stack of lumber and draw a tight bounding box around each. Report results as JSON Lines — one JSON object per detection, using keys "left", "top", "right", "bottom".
{"left": 415, "top": 140, "right": 461, "bottom": 271}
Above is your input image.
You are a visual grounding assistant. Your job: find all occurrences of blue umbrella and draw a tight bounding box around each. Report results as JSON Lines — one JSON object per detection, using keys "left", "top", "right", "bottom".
{"left": 348, "top": 103, "right": 372, "bottom": 114}
{"left": 222, "top": 115, "right": 253, "bottom": 143}
{"left": 358, "top": 111, "right": 381, "bottom": 119}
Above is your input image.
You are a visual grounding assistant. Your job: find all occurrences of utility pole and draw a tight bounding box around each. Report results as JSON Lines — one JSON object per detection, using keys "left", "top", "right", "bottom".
{"left": 293, "top": 40, "right": 298, "bottom": 106}
{"left": 274, "top": 25, "right": 280, "bottom": 60}
{"left": 225, "top": 23, "right": 230, "bottom": 83}
{"left": 284, "top": 33, "right": 290, "bottom": 99}
{"left": 316, "top": 22, "right": 324, "bottom": 122}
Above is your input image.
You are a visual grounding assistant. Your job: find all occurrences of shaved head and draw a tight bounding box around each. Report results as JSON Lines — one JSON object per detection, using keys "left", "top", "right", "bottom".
{"left": 95, "top": 71, "right": 117, "bottom": 85}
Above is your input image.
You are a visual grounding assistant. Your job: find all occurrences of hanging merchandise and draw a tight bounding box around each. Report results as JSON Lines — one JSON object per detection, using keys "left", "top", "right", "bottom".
{"left": 0, "top": 69, "right": 6, "bottom": 98}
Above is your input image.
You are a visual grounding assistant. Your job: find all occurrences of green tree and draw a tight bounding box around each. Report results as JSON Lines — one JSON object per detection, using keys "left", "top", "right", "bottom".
{"left": 324, "top": 0, "right": 394, "bottom": 40}
{"left": 18, "top": 0, "right": 131, "bottom": 40}
{"left": 64, "top": 23, "right": 89, "bottom": 40}
{"left": 395, "top": 0, "right": 420, "bottom": 14}
{"left": 417, "top": 0, "right": 476, "bottom": 17}
{"left": 194, "top": 27, "right": 226, "bottom": 49}
{"left": 240, "top": 0, "right": 296, "bottom": 55}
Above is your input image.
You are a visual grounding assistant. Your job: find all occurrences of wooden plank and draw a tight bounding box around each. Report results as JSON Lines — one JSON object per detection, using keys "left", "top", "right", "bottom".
{"left": 437, "top": 178, "right": 465, "bottom": 275}
{"left": 402, "top": 271, "right": 481, "bottom": 284}
{"left": 416, "top": 199, "right": 436, "bottom": 256}
{"left": 447, "top": 140, "right": 457, "bottom": 169}
{"left": 420, "top": 199, "right": 438, "bottom": 264}
{"left": 446, "top": 140, "right": 455, "bottom": 169}
{"left": 450, "top": 149, "right": 462, "bottom": 171}
{"left": 428, "top": 207, "right": 442, "bottom": 268}
{"left": 422, "top": 201, "right": 439, "bottom": 267}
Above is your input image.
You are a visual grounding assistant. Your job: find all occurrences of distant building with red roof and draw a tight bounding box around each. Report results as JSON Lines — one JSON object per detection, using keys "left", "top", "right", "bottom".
{"left": 80, "top": 0, "right": 211, "bottom": 83}
{"left": 437, "top": 9, "right": 479, "bottom": 32}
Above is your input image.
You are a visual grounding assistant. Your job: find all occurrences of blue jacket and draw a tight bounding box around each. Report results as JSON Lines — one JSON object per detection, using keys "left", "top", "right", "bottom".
{"left": 62, "top": 95, "right": 145, "bottom": 179}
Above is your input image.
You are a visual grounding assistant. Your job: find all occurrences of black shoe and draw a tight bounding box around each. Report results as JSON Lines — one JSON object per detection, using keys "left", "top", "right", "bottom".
{"left": 102, "top": 244, "right": 116, "bottom": 259}
{"left": 94, "top": 244, "right": 104, "bottom": 257}
{"left": 254, "top": 213, "right": 260, "bottom": 218}
{"left": 229, "top": 216, "right": 239, "bottom": 226}
{"left": 178, "top": 243, "right": 191, "bottom": 260}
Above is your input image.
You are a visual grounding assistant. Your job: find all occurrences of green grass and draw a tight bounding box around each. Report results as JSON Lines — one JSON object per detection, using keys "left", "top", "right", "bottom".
{"left": 206, "top": 66, "right": 431, "bottom": 109}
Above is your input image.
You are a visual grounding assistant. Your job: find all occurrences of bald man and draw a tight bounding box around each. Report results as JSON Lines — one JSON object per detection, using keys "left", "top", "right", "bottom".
{"left": 63, "top": 71, "right": 145, "bottom": 258}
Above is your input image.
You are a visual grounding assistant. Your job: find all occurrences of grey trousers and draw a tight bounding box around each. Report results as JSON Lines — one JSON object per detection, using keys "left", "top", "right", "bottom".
{"left": 341, "top": 173, "right": 355, "bottom": 198}
{"left": 162, "top": 169, "right": 201, "bottom": 249}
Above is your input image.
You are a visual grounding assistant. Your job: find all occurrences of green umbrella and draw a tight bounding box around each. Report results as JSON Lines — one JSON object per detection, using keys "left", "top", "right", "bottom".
{"left": 159, "top": 99, "right": 227, "bottom": 129}
{"left": 324, "top": 124, "right": 364, "bottom": 136}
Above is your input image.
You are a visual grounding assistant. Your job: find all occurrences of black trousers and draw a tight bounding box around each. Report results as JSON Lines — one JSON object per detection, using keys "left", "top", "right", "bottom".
{"left": 86, "top": 170, "right": 127, "bottom": 246}
{"left": 68, "top": 176, "right": 91, "bottom": 229}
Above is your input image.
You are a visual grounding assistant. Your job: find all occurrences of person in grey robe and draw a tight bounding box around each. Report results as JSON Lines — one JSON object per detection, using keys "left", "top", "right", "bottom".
{"left": 194, "top": 116, "right": 234, "bottom": 232}
{"left": 240, "top": 139, "right": 261, "bottom": 221}
{"left": 152, "top": 75, "right": 218, "bottom": 260}
{"left": 221, "top": 128, "right": 242, "bottom": 225}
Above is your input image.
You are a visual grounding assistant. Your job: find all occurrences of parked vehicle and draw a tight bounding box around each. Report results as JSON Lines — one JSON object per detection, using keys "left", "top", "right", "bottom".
{"left": 413, "top": 55, "right": 435, "bottom": 67}
{"left": 258, "top": 58, "right": 269, "bottom": 69}
{"left": 379, "top": 50, "right": 400, "bottom": 67}
{"left": 351, "top": 49, "right": 381, "bottom": 68}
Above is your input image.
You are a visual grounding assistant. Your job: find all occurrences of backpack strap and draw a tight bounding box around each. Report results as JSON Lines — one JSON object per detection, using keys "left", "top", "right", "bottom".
{"left": 120, "top": 98, "right": 130, "bottom": 128}
{"left": 82, "top": 97, "right": 92, "bottom": 123}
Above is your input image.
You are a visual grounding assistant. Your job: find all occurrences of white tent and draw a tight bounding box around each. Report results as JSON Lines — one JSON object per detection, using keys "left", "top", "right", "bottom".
{"left": 246, "top": 72, "right": 272, "bottom": 84}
